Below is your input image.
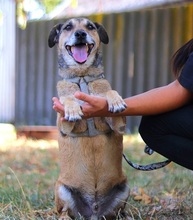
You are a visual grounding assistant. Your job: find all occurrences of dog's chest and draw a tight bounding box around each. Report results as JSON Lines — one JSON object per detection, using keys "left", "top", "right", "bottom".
{"left": 57, "top": 75, "right": 113, "bottom": 137}
{"left": 72, "top": 117, "right": 111, "bottom": 135}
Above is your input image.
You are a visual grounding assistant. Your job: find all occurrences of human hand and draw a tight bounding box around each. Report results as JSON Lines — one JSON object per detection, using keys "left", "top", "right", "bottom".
{"left": 52, "top": 92, "right": 109, "bottom": 119}
{"left": 52, "top": 97, "right": 64, "bottom": 116}
{"left": 74, "top": 91, "right": 108, "bottom": 117}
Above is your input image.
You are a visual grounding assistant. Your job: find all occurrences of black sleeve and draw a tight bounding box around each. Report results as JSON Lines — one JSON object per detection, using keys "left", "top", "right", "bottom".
{"left": 178, "top": 52, "right": 193, "bottom": 93}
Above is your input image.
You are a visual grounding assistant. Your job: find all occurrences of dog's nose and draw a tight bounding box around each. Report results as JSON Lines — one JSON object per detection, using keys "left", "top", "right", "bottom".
{"left": 75, "top": 30, "right": 87, "bottom": 39}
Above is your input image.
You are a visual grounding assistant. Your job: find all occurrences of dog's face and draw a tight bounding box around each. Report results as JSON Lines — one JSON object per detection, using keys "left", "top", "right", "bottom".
{"left": 48, "top": 18, "right": 109, "bottom": 68}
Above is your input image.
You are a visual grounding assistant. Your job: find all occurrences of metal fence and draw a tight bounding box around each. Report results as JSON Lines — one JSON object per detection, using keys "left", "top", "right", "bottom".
{"left": 15, "top": 3, "right": 193, "bottom": 132}
{"left": 0, "top": 0, "right": 15, "bottom": 123}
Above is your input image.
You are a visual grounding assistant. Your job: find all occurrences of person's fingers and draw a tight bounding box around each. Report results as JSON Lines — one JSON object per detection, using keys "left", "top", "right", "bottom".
{"left": 74, "top": 91, "right": 96, "bottom": 105}
{"left": 52, "top": 97, "right": 64, "bottom": 114}
{"left": 52, "top": 97, "right": 62, "bottom": 109}
{"left": 52, "top": 97, "right": 58, "bottom": 102}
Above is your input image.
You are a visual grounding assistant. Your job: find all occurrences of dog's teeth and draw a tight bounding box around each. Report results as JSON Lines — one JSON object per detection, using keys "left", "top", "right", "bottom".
{"left": 71, "top": 46, "right": 74, "bottom": 53}
{"left": 86, "top": 44, "right": 89, "bottom": 52}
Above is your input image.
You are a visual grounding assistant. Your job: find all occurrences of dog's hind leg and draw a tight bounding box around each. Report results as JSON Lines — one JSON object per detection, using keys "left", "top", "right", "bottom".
{"left": 59, "top": 211, "right": 72, "bottom": 220}
{"left": 55, "top": 181, "right": 75, "bottom": 219}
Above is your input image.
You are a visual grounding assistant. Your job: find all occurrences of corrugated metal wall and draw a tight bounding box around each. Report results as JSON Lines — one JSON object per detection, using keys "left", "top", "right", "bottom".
{"left": 15, "top": 19, "right": 59, "bottom": 126}
{"left": 0, "top": 0, "right": 15, "bottom": 123}
{"left": 15, "top": 3, "right": 193, "bottom": 132}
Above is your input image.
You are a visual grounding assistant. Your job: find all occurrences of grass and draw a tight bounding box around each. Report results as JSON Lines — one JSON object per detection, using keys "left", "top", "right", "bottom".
{"left": 0, "top": 127, "right": 193, "bottom": 219}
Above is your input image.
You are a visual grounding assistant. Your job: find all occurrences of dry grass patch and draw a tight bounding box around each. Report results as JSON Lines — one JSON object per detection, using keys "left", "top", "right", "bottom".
{"left": 0, "top": 128, "right": 193, "bottom": 219}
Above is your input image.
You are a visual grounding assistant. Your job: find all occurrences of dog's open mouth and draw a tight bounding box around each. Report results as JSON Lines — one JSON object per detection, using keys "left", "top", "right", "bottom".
{"left": 66, "top": 43, "right": 94, "bottom": 64}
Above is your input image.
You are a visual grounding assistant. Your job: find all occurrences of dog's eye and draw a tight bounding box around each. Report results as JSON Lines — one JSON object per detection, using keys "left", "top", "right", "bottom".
{"left": 64, "top": 24, "right": 72, "bottom": 31}
{"left": 87, "top": 24, "right": 95, "bottom": 30}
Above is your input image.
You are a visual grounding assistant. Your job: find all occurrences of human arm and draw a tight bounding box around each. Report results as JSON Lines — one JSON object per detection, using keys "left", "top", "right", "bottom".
{"left": 123, "top": 80, "right": 192, "bottom": 115}
{"left": 52, "top": 79, "right": 193, "bottom": 117}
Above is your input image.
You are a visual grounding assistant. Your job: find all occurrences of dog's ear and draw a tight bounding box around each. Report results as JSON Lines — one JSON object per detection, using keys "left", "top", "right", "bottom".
{"left": 48, "top": 24, "right": 63, "bottom": 48}
{"left": 94, "top": 22, "right": 109, "bottom": 44}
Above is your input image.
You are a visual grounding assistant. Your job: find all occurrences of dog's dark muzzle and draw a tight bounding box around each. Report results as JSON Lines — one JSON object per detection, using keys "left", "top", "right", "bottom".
{"left": 66, "top": 30, "right": 94, "bottom": 64}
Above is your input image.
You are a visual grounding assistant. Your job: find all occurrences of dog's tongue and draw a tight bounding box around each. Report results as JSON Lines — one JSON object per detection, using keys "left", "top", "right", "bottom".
{"left": 72, "top": 45, "right": 87, "bottom": 63}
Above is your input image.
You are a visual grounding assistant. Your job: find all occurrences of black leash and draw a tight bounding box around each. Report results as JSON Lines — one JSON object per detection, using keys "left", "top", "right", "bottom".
{"left": 123, "top": 145, "right": 171, "bottom": 171}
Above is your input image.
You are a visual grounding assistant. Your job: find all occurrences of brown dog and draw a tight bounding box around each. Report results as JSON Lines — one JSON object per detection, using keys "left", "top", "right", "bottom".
{"left": 48, "top": 18, "right": 130, "bottom": 220}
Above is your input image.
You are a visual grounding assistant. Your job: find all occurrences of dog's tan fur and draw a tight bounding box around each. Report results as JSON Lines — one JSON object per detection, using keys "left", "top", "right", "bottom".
{"left": 48, "top": 18, "right": 129, "bottom": 219}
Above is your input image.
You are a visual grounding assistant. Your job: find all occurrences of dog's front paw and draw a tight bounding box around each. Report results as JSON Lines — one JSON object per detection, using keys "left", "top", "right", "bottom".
{"left": 64, "top": 103, "right": 83, "bottom": 122}
{"left": 106, "top": 90, "right": 127, "bottom": 113}
{"left": 107, "top": 94, "right": 127, "bottom": 114}
{"left": 108, "top": 99, "right": 127, "bottom": 113}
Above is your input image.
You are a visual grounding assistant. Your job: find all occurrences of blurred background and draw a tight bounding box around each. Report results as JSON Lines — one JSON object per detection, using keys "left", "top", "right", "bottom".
{"left": 0, "top": 0, "right": 193, "bottom": 136}
{"left": 2, "top": 2, "right": 193, "bottom": 219}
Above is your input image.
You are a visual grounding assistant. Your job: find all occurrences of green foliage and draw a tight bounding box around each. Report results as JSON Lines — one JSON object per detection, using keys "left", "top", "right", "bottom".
{"left": 16, "top": 0, "right": 63, "bottom": 29}
{"left": 38, "top": 0, "right": 63, "bottom": 13}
